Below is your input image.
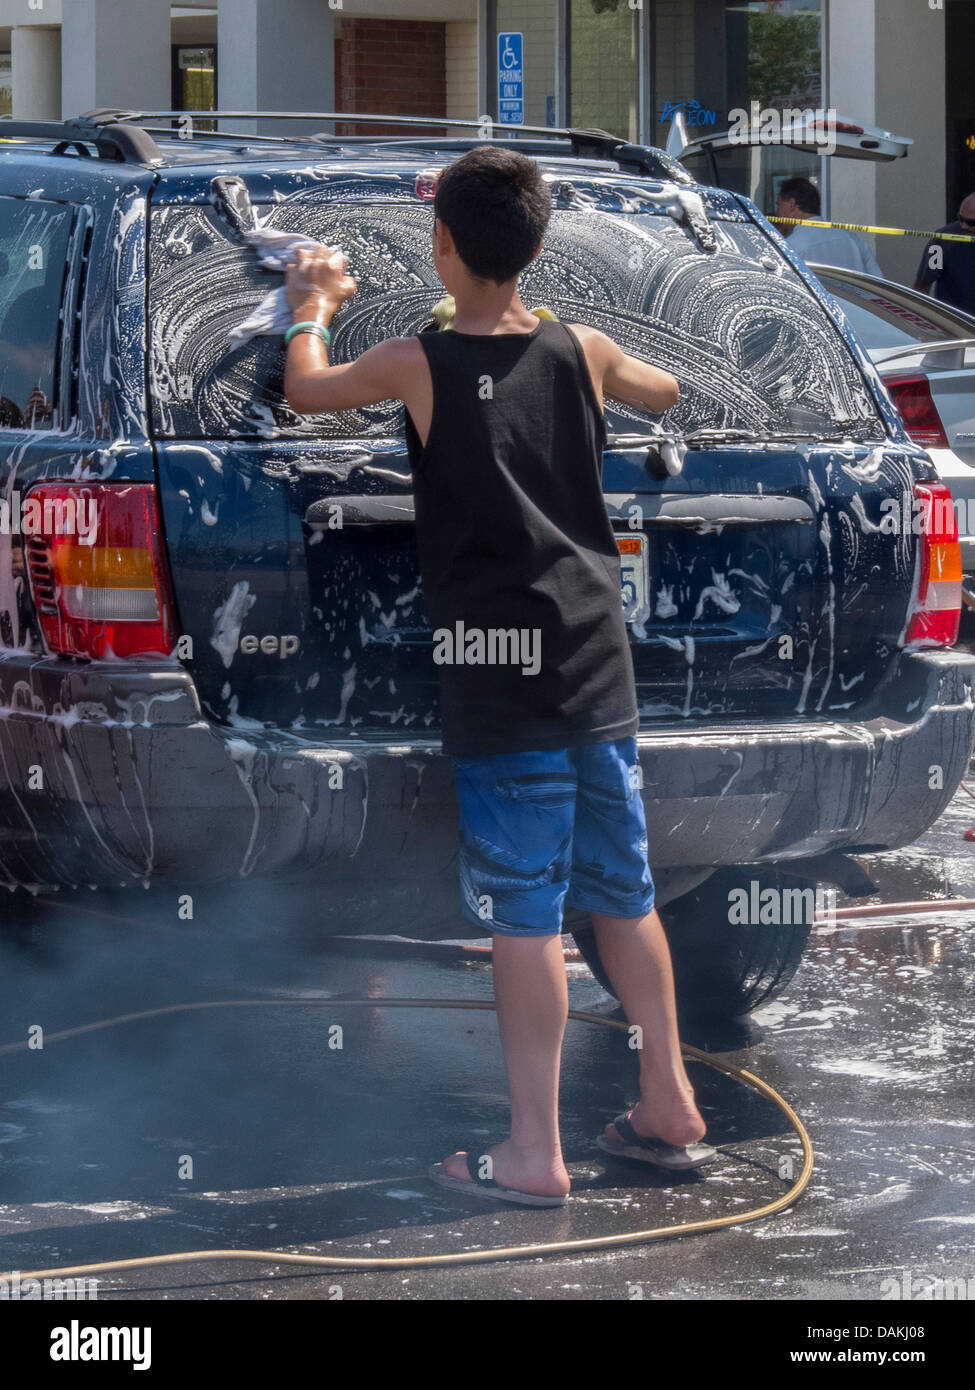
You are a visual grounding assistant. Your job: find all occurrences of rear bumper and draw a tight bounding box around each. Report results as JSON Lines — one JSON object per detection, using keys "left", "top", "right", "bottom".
{"left": 1, "top": 648, "right": 973, "bottom": 902}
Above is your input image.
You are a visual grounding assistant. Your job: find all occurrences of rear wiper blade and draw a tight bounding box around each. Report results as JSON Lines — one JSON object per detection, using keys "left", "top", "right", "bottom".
{"left": 606, "top": 432, "right": 689, "bottom": 478}
{"left": 619, "top": 427, "right": 880, "bottom": 449}
{"left": 680, "top": 429, "right": 761, "bottom": 444}
{"left": 680, "top": 429, "right": 865, "bottom": 445}
{"left": 611, "top": 429, "right": 780, "bottom": 446}
{"left": 607, "top": 432, "right": 680, "bottom": 447}
{"left": 607, "top": 427, "right": 830, "bottom": 477}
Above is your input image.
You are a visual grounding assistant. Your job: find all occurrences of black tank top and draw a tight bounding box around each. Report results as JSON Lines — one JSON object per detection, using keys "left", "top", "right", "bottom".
{"left": 403, "top": 316, "right": 639, "bottom": 757}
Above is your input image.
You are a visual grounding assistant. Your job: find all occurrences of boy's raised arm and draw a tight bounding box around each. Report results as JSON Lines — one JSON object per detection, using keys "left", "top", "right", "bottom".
{"left": 599, "top": 332, "right": 679, "bottom": 414}
{"left": 571, "top": 324, "right": 678, "bottom": 414}
{"left": 283, "top": 244, "right": 406, "bottom": 415}
{"left": 285, "top": 337, "right": 409, "bottom": 416}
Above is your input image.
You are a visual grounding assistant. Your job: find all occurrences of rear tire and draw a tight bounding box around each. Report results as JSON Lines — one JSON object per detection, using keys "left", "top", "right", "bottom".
{"left": 573, "top": 868, "right": 812, "bottom": 1020}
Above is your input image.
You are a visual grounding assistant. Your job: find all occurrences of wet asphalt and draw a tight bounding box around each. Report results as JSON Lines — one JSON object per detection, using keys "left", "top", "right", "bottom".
{"left": 0, "top": 776, "right": 973, "bottom": 1304}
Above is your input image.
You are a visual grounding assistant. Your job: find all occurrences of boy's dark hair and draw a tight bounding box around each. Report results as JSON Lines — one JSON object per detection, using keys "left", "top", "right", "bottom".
{"left": 434, "top": 146, "right": 551, "bottom": 284}
{"left": 779, "top": 177, "right": 821, "bottom": 216}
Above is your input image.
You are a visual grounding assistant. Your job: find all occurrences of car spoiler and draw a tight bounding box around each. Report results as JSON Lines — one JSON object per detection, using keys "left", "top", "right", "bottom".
{"left": 665, "top": 111, "right": 913, "bottom": 185}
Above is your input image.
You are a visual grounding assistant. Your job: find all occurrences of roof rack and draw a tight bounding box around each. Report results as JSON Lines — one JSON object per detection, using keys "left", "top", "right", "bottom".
{"left": 0, "top": 109, "right": 163, "bottom": 165}
{"left": 77, "top": 110, "right": 690, "bottom": 181}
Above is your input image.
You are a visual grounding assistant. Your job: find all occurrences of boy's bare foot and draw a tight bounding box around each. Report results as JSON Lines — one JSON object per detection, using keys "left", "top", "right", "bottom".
{"left": 605, "top": 1090, "right": 707, "bottom": 1150}
{"left": 440, "top": 1138, "right": 571, "bottom": 1199}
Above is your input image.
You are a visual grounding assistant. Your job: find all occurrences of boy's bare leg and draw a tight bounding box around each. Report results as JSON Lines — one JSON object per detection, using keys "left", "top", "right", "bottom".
{"left": 591, "top": 908, "right": 707, "bottom": 1148}
{"left": 439, "top": 933, "right": 571, "bottom": 1198}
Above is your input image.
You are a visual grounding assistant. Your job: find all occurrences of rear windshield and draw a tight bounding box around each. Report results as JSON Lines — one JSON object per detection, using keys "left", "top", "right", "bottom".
{"left": 149, "top": 191, "right": 885, "bottom": 442}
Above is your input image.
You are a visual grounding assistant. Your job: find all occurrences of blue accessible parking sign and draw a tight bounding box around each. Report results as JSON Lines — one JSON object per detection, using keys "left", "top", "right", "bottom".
{"left": 498, "top": 32, "right": 524, "bottom": 125}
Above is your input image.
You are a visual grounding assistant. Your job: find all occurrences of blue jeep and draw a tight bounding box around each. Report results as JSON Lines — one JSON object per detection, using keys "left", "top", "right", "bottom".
{"left": 1, "top": 110, "right": 972, "bottom": 1017}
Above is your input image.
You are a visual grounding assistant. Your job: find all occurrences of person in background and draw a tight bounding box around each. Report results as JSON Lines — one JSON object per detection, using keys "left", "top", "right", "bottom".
{"left": 913, "top": 192, "right": 975, "bottom": 317}
{"left": 775, "top": 177, "right": 883, "bottom": 278}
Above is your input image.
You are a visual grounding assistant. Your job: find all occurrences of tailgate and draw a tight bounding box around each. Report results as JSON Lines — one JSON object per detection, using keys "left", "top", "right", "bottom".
{"left": 603, "top": 441, "right": 920, "bottom": 718}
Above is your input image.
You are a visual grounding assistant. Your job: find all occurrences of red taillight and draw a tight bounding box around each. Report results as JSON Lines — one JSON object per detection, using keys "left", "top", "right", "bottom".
{"left": 23, "top": 483, "right": 178, "bottom": 659}
{"left": 884, "top": 373, "right": 949, "bottom": 449}
{"left": 903, "top": 482, "right": 962, "bottom": 647}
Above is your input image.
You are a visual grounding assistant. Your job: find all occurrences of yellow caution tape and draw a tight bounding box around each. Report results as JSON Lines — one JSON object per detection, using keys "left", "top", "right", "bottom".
{"left": 770, "top": 216, "right": 975, "bottom": 244}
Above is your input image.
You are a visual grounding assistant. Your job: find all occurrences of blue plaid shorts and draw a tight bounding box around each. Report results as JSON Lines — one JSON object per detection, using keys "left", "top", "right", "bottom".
{"left": 451, "top": 735, "right": 654, "bottom": 937}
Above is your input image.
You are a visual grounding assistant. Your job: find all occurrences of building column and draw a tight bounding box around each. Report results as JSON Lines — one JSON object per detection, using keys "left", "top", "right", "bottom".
{"left": 827, "top": 0, "right": 946, "bottom": 287}
{"left": 826, "top": 0, "right": 877, "bottom": 239}
{"left": 60, "top": 0, "right": 170, "bottom": 119}
{"left": 218, "top": 0, "right": 336, "bottom": 138}
{"left": 11, "top": 27, "right": 61, "bottom": 119}
{"left": 873, "top": 0, "right": 946, "bottom": 287}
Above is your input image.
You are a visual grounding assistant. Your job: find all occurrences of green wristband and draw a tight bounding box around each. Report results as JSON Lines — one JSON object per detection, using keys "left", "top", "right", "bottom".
{"left": 285, "top": 321, "right": 331, "bottom": 348}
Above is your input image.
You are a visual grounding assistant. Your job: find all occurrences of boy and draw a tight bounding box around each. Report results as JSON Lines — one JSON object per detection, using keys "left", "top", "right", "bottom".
{"left": 284, "top": 146, "right": 712, "bottom": 1206}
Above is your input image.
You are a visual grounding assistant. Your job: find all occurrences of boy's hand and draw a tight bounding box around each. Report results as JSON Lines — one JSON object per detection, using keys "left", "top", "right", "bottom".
{"left": 285, "top": 245, "right": 357, "bottom": 319}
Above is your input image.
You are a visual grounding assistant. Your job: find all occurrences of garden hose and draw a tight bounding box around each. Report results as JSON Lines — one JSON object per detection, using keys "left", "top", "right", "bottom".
{"left": 0, "top": 996, "right": 813, "bottom": 1281}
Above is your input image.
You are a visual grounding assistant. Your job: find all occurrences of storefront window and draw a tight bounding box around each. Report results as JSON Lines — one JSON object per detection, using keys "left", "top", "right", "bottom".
{"left": 946, "top": 0, "right": 975, "bottom": 219}
{"left": 0, "top": 55, "right": 12, "bottom": 118}
{"left": 654, "top": 1, "right": 823, "bottom": 209}
{"left": 569, "top": 0, "right": 639, "bottom": 141}
{"left": 724, "top": 1, "right": 823, "bottom": 212}
{"left": 726, "top": 0, "right": 822, "bottom": 115}
{"left": 172, "top": 45, "right": 217, "bottom": 131}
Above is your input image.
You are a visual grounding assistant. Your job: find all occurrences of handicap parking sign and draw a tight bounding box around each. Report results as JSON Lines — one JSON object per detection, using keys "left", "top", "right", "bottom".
{"left": 498, "top": 32, "right": 524, "bottom": 125}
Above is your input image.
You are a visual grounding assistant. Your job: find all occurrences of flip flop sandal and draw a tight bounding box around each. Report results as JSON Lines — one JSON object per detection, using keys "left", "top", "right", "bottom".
{"left": 428, "top": 1151, "right": 567, "bottom": 1208}
{"left": 596, "top": 1111, "right": 717, "bottom": 1171}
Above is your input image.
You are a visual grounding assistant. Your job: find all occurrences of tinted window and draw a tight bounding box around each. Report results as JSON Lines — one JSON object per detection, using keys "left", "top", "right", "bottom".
{"left": 149, "top": 190, "right": 883, "bottom": 441}
{"left": 0, "top": 196, "right": 73, "bottom": 429}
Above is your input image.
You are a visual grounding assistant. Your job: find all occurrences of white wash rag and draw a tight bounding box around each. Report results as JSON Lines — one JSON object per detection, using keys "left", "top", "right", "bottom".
{"left": 227, "top": 227, "right": 340, "bottom": 351}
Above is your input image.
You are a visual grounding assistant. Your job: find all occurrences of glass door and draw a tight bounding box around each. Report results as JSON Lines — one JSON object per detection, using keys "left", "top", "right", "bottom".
{"left": 568, "top": 0, "right": 640, "bottom": 143}
{"left": 172, "top": 45, "right": 218, "bottom": 132}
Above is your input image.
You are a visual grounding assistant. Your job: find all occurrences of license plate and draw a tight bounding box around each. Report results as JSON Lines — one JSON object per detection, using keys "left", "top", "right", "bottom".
{"left": 618, "top": 534, "right": 650, "bottom": 624}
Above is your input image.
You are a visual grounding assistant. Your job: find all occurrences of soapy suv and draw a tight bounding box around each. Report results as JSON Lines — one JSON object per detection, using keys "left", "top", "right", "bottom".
{"left": 0, "top": 109, "right": 972, "bottom": 1018}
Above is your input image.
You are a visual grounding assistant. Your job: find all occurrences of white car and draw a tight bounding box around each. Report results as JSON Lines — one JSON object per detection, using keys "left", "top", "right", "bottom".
{"left": 665, "top": 108, "right": 975, "bottom": 575}
{"left": 810, "top": 265, "right": 975, "bottom": 578}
